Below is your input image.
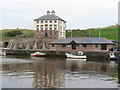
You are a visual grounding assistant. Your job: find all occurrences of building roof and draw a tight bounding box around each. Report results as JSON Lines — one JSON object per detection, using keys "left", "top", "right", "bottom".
{"left": 34, "top": 14, "right": 66, "bottom": 22}
{"left": 50, "top": 38, "right": 114, "bottom": 44}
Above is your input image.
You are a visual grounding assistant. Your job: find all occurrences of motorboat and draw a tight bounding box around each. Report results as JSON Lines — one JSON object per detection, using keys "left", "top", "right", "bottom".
{"left": 66, "top": 51, "right": 87, "bottom": 59}
{"left": 30, "top": 52, "right": 45, "bottom": 57}
{"left": 66, "top": 58, "right": 87, "bottom": 61}
{"left": 107, "top": 52, "right": 118, "bottom": 62}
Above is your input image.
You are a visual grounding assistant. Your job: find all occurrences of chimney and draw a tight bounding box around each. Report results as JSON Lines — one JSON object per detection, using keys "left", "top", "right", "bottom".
{"left": 47, "top": 10, "right": 50, "bottom": 15}
{"left": 51, "top": 10, "right": 55, "bottom": 15}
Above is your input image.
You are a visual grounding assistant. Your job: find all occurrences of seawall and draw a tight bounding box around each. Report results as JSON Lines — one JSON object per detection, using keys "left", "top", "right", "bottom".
{"left": 3, "top": 49, "right": 120, "bottom": 58}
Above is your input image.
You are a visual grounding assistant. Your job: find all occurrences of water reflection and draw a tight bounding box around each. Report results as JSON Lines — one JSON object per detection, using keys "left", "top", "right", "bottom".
{"left": 2, "top": 56, "right": 118, "bottom": 88}
{"left": 66, "top": 59, "right": 86, "bottom": 72}
{"left": 32, "top": 58, "right": 65, "bottom": 88}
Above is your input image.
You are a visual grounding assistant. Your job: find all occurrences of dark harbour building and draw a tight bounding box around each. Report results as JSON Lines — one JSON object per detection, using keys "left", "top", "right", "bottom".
{"left": 49, "top": 37, "right": 114, "bottom": 51}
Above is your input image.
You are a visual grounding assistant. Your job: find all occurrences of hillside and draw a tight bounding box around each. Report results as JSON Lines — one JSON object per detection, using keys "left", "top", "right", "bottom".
{"left": 1, "top": 25, "right": 118, "bottom": 41}
{"left": 66, "top": 25, "right": 118, "bottom": 41}
{"left": 1, "top": 29, "right": 35, "bottom": 40}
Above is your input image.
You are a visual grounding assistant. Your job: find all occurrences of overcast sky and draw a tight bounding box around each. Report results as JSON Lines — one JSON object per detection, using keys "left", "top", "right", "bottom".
{"left": 0, "top": 0, "right": 119, "bottom": 30}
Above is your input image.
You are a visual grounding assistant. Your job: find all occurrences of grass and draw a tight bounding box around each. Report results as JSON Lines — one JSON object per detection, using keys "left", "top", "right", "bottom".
{"left": 2, "top": 29, "right": 35, "bottom": 40}
{"left": 66, "top": 25, "right": 118, "bottom": 41}
{"left": 1, "top": 25, "right": 118, "bottom": 41}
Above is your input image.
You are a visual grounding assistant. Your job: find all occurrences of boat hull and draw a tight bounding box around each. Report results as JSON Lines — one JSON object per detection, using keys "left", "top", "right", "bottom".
{"left": 31, "top": 54, "right": 45, "bottom": 57}
{"left": 66, "top": 53, "right": 87, "bottom": 59}
{"left": 108, "top": 57, "right": 118, "bottom": 61}
{"left": 30, "top": 52, "right": 45, "bottom": 57}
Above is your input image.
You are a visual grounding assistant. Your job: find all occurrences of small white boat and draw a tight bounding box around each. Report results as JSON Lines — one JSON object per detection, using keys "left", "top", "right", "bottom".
{"left": 66, "top": 51, "right": 87, "bottom": 59}
{"left": 107, "top": 52, "right": 118, "bottom": 62}
{"left": 30, "top": 52, "right": 45, "bottom": 57}
{"left": 66, "top": 58, "right": 87, "bottom": 61}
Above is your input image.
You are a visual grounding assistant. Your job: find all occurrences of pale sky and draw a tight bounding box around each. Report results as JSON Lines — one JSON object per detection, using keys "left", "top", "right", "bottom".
{"left": 0, "top": 0, "right": 119, "bottom": 30}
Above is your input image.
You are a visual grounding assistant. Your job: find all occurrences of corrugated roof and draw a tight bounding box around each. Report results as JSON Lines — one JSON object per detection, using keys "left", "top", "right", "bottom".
{"left": 34, "top": 14, "right": 66, "bottom": 22}
{"left": 50, "top": 38, "right": 114, "bottom": 44}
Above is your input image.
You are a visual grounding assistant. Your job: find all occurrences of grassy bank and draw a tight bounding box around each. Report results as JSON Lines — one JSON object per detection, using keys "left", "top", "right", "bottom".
{"left": 2, "top": 29, "right": 35, "bottom": 40}
{"left": 1, "top": 25, "right": 118, "bottom": 41}
{"left": 66, "top": 25, "right": 118, "bottom": 41}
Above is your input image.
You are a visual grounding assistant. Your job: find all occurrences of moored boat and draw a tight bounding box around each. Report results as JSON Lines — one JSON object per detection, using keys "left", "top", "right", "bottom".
{"left": 107, "top": 52, "right": 118, "bottom": 62}
{"left": 66, "top": 51, "right": 87, "bottom": 59}
{"left": 30, "top": 52, "right": 45, "bottom": 57}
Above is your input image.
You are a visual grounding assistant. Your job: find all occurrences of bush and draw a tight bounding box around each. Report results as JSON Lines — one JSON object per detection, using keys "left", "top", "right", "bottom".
{"left": 6, "top": 31, "right": 22, "bottom": 37}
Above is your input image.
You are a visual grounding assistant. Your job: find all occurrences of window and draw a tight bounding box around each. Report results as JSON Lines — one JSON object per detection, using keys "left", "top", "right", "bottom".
{"left": 82, "top": 44, "right": 87, "bottom": 48}
{"left": 41, "top": 25, "right": 43, "bottom": 30}
{"left": 41, "top": 21, "right": 43, "bottom": 23}
{"left": 49, "top": 25, "right": 52, "bottom": 30}
{"left": 36, "top": 21, "right": 39, "bottom": 23}
{"left": 50, "top": 21, "right": 52, "bottom": 23}
{"left": 36, "top": 25, "right": 39, "bottom": 27}
{"left": 62, "top": 44, "right": 66, "bottom": 47}
{"left": 54, "top": 20, "right": 57, "bottom": 23}
{"left": 95, "top": 44, "right": 98, "bottom": 48}
{"left": 52, "top": 44, "right": 54, "bottom": 47}
{"left": 54, "top": 25, "right": 57, "bottom": 30}
{"left": 45, "top": 21, "right": 48, "bottom": 23}
{"left": 36, "top": 28, "right": 39, "bottom": 31}
{"left": 45, "top": 25, "right": 48, "bottom": 30}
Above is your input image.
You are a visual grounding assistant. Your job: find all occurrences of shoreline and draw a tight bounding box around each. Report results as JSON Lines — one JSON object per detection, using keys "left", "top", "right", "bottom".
{"left": 2, "top": 48, "right": 120, "bottom": 58}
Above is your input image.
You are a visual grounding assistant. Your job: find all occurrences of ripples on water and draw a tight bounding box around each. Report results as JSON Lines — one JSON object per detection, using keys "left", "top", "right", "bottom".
{"left": 1, "top": 55, "right": 118, "bottom": 88}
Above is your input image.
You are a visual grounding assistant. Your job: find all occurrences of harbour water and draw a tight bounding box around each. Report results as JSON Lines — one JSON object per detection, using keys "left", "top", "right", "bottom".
{"left": 1, "top": 55, "right": 118, "bottom": 88}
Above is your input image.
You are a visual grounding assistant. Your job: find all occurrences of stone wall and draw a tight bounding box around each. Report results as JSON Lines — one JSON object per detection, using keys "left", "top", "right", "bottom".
{"left": 2, "top": 38, "right": 54, "bottom": 50}
{"left": 35, "top": 30, "right": 59, "bottom": 39}
{"left": 49, "top": 44, "right": 113, "bottom": 51}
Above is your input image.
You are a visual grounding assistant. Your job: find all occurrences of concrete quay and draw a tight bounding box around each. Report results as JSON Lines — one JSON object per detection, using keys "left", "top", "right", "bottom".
{"left": 2, "top": 48, "right": 120, "bottom": 58}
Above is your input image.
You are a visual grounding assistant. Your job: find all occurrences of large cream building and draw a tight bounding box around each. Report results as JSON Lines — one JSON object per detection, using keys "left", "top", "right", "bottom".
{"left": 34, "top": 10, "right": 66, "bottom": 39}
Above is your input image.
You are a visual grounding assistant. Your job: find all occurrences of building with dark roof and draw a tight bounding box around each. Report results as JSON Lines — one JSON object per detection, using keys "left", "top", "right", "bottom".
{"left": 49, "top": 37, "right": 114, "bottom": 51}
{"left": 34, "top": 10, "right": 66, "bottom": 39}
